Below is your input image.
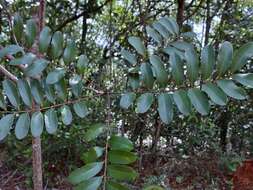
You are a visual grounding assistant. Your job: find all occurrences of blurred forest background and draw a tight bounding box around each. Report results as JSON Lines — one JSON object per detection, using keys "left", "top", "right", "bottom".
{"left": 0, "top": 0, "right": 253, "bottom": 189}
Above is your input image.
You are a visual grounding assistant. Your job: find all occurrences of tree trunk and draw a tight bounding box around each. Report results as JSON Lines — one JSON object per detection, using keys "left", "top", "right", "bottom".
{"left": 81, "top": 13, "right": 87, "bottom": 53}
{"left": 218, "top": 110, "right": 231, "bottom": 152}
{"left": 32, "top": 1, "right": 46, "bottom": 189}
{"left": 151, "top": 114, "right": 162, "bottom": 154}
{"left": 204, "top": 0, "right": 211, "bottom": 45}
{"left": 177, "top": 0, "right": 184, "bottom": 28}
{"left": 32, "top": 137, "right": 43, "bottom": 190}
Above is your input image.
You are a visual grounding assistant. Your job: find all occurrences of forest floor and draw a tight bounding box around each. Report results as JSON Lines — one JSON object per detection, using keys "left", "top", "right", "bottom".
{"left": 0, "top": 151, "right": 236, "bottom": 190}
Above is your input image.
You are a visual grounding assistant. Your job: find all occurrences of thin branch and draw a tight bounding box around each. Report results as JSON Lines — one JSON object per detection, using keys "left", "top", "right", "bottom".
{"left": 55, "top": 0, "right": 111, "bottom": 31}
{"left": 0, "top": 93, "right": 102, "bottom": 115}
{"left": 0, "top": 65, "right": 18, "bottom": 81}
{"left": 185, "top": 0, "right": 195, "bottom": 9}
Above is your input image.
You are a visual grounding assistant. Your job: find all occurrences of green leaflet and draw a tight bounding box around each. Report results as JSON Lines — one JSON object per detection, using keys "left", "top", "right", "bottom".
{"left": 181, "top": 32, "right": 197, "bottom": 39}
{"left": 84, "top": 123, "right": 105, "bottom": 142}
{"left": 0, "top": 93, "right": 6, "bottom": 110}
{"left": 25, "top": 19, "right": 37, "bottom": 48}
{"left": 69, "top": 74, "right": 82, "bottom": 97}
{"left": 108, "top": 164, "right": 138, "bottom": 181}
{"left": 146, "top": 25, "right": 162, "bottom": 44}
{"left": 158, "top": 17, "right": 174, "bottom": 35}
{"left": 140, "top": 63, "right": 154, "bottom": 89}
{"left": 25, "top": 58, "right": 48, "bottom": 77}
{"left": 54, "top": 79, "right": 67, "bottom": 100}
{"left": 31, "top": 112, "right": 44, "bottom": 137}
{"left": 106, "top": 181, "right": 130, "bottom": 190}
{"left": 217, "top": 41, "right": 233, "bottom": 76}
{"left": 128, "top": 75, "right": 140, "bottom": 90}
{"left": 0, "top": 45, "right": 24, "bottom": 59}
{"left": 201, "top": 45, "right": 215, "bottom": 80}
{"left": 169, "top": 53, "right": 184, "bottom": 85}
{"left": 13, "top": 13, "right": 24, "bottom": 42}
{"left": 63, "top": 39, "right": 77, "bottom": 64}
{"left": 61, "top": 105, "right": 73, "bottom": 125}
{"left": 202, "top": 82, "right": 228, "bottom": 106}
{"left": 77, "top": 54, "right": 89, "bottom": 73}
{"left": 121, "top": 48, "right": 137, "bottom": 65}
{"left": 233, "top": 73, "right": 253, "bottom": 88}
{"left": 158, "top": 93, "right": 173, "bottom": 124}
{"left": 120, "top": 92, "right": 136, "bottom": 109}
{"left": 188, "top": 88, "right": 210, "bottom": 115}
{"left": 185, "top": 48, "right": 199, "bottom": 83}
{"left": 159, "top": 17, "right": 179, "bottom": 35}
{"left": 82, "top": 146, "right": 104, "bottom": 164}
{"left": 170, "top": 41, "right": 194, "bottom": 52}
{"left": 136, "top": 93, "right": 154, "bottom": 113}
{"left": 0, "top": 114, "right": 15, "bottom": 141}
{"left": 30, "top": 79, "right": 44, "bottom": 105}
{"left": 109, "top": 135, "right": 134, "bottom": 152}
{"left": 74, "top": 177, "right": 102, "bottom": 190}
{"left": 173, "top": 90, "right": 192, "bottom": 116}
{"left": 43, "top": 81, "right": 56, "bottom": 103}
{"left": 163, "top": 46, "right": 184, "bottom": 59}
{"left": 17, "top": 79, "right": 32, "bottom": 107}
{"left": 108, "top": 150, "right": 137, "bottom": 165}
{"left": 68, "top": 162, "right": 103, "bottom": 185}
{"left": 217, "top": 79, "right": 247, "bottom": 100}
{"left": 231, "top": 42, "right": 253, "bottom": 72}
{"left": 3, "top": 79, "right": 20, "bottom": 108}
{"left": 39, "top": 26, "right": 52, "bottom": 53}
{"left": 149, "top": 55, "right": 168, "bottom": 87}
{"left": 46, "top": 68, "right": 66, "bottom": 84}
{"left": 15, "top": 113, "right": 30, "bottom": 140}
{"left": 9, "top": 53, "right": 36, "bottom": 65}
{"left": 152, "top": 22, "right": 170, "bottom": 39}
{"left": 44, "top": 109, "right": 58, "bottom": 134}
{"left": 51, "top": 31, "right": 64, "bottom": 59}
{"left": 128, "top": 36, "right": 146, "bottom": 56}
{"left": 73, "top": 101, "right": 89, "bottom": 118}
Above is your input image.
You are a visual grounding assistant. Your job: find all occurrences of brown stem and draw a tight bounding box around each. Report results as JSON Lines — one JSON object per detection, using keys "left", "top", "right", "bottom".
{"left": 0, "top": 65, "right": 18, "bottom": 82}
{"left": 177, "top": 0, "right": 185, "bottom": 28}
{"left": 32, "top": 1, "right": 46, "bottom": 189}
{"left": 151, "top": 114, "right": 162, "bottom": 154}
{"left": 32, "top": 136, "right": 43, "bottom": 190}
{"left": 204, "top": 0, "right": 211, "bottom": 46}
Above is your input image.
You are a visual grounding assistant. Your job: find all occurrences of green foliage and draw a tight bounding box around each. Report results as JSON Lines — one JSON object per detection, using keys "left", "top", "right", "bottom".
{"left": 25, "top": 19, "right": 37, "bottom": 48}
{"left": 120, "top": 16, "right": 253, "bottom": 124}
{"left": 120, "top": 92, "right": 136, "bottom": 109}
{"left": 3, "top": 79, "right": 20, "bottom": 108}
{"left": 68, "top": 134, "right": 137, "bottom": 189}
{"left": 136, "top": 93, "right": 154, "bottom": 113}
{"left": 158, "top": 93, "right": 173, "bottom": 124}
{"left": 15, "top": 113, "right": 30, "bottom": 140}
{"left": 13, "top": 13, "right": 24, "bottom": 42}
{"left": 128, "top": 36, "right": 146, "bottom": 56}
{"left": 30, "top": 111, "right": 44, "bottom": 137}
{"left": 39, "top": 26, "right": 52, "bottom": 53}
{"left": 0, "top": 11, "right": 253, "bottom": 189}
{"left": 0, "top": 114, "right": 15, "bottom": 140}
